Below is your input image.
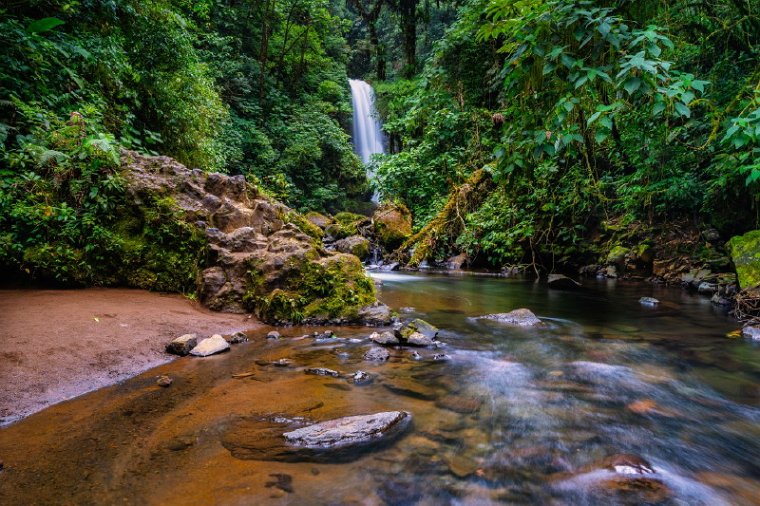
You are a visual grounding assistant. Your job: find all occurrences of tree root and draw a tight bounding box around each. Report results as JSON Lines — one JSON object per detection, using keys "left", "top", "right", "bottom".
{"left": 391, "top": 169, "right": 494, "bottom": 266}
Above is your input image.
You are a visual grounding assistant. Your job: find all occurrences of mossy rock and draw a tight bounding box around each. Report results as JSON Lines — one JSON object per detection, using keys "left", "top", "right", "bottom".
{"left": 326, "top": 212, "right": 369, "bottom": 239}
{"left": 334, "top": 235, "right": 371, "bottom": 260}
{"left": 606, "top": 245, "right": 629, "bottom": 265}
{"left": 304, "top": 211, "right": 333, "bottom": 230}
{"left": 727, "top": 230, "right": 760, "bottom": 289}
{"left": 284, "top": 211, "right": 323, "bottom": 240}
{"left": 373, "top": 203, "right": 412, "bottom": 250}
{"left": 247, "top": 253, "right": 375, "bottom": 324}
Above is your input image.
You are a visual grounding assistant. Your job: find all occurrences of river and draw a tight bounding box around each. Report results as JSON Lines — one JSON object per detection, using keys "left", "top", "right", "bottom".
{"left": 0, "top": 274, "right": 759, "bottom": 505}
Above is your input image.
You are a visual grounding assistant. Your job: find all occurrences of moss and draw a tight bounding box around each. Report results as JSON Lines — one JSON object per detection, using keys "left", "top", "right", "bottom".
{"left": 373, "top": 203, "right": 412, "bottom": 250}
{"left": 727, "top": 230, "right": 760, "bottom": 289}
{"left": 326, "top": 212, "right": 369, "bottom": 239}
{"left": 283, "top": 210, "right": 324, "bottom": 240}
{"left": 248, "top": 253, "right": 375, "bottom": 324}
{"left": 606, "top": 245, "right": 629, "bottom": 265}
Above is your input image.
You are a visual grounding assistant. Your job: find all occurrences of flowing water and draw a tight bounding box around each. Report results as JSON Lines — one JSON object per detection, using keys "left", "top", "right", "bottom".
{"left": 349, "top": 79, "right": 385, "bottom": 202}
{"left": 1, "top": 275, "right": 760, "bottom": 505}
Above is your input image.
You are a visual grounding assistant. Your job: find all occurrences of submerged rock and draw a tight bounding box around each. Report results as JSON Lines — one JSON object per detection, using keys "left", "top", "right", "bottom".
{"left": 364, "top": 347, "right": 390, "bottom": 361}
{"left": 165, "top": 333, "right": 197, "bottom": 356}
{"left": 189, "top": 334, "right": 230, "bottom": 356}
{"left": 477, "top": 308, "right": 542, "bottom": 327}
{"left": 267, "top": 331, "right": 281, "bottom": 339}
{"left": 349, "top": 370, "right": 373, "bottom": 385}
{"left": 156, "top": 375, "right": 173, "bottom": 387}
{"left": 283, "top": 411, "right": 412, "bottom": 450}
{"left": 436, "top": 396, "right": 483, "bottom": 414}
{"left": 639, "top": 297, "right": 660, "bottom": 307}
{"left": 603, "top": 454, "right": 655, "bottom": 475}
{"left": 304, "top": 368, "right": 341, "bottom": 377}
{"left": 547, "top": 274, "right": 581, "bottom": 289}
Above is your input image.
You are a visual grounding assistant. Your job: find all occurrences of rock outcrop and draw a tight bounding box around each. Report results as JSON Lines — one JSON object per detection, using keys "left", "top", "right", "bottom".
{"left": 123, "top": 151, "right": 377, "bottom": 324}
{"left": 372, "top": 203, "right": 412, "bottom": 250}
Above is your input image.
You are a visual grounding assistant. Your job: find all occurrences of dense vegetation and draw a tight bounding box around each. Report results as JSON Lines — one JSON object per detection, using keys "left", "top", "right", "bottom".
{"left": 368, "top": 0, "right": 759, "bottom": 270}
{"left": 1, "top": 0, "right": 758, "bottom": 287}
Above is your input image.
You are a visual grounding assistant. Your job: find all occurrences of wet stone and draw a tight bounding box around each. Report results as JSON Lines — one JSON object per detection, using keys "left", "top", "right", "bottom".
{"left": 406, "top": 331, "right": 436, "bottom": 347}
{"left": 742, "top": 325, "right": 760, "bottom": 340}
{"left": 364, "top": 347, "right": 390, "bottom": 361}
{"left": 349, "top": 370, "right": 373, "bottom": 385}
{"left": 639, "top": 297, "right": 660, "bottom": 307}
{"left": 305, "top": 367, "right": 341, "bottom": 377}
{"left": 370, "top": 331, "right": 399, "bottom": 345}
{"left": 383, "top": 381, "right": 437, "bottom": 401}
{"left": 265, "top": 473, "right": 293, "bottom": 494}
{"left": 189, "top": 334, "right": 230, "bottom": 357}
{"left": 227, "top": 331, "right": 248, "bottom": 344}
{"left": 477, "top": 308, "right": 542, "bottom": 327}
{"left": 266, "top": 331, "right": 281, "bottom": 339}
{"left": 156, "top": 375, "right": 173, "bottom": 388}
{"left": 165, "top": 333, "right": 197, "bottom": 356}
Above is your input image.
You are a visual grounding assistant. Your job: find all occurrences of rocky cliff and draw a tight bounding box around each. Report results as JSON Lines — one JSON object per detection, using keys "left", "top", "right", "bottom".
{"left": 123, "top": 151, "right": 385, "bottom": 325}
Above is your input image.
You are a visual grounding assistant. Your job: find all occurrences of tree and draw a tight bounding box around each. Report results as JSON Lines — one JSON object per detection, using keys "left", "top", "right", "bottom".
{"left": 348, "top": 0, "right": 387, "bottom": 79}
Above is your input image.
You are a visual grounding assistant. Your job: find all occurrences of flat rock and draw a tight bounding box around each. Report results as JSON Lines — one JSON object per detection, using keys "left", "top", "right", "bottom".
{"left": 364, "top": 347, "right": 390, "bottom": 361}
{"left": 189, "top": 334, "right": 230, "bottom": 356}
{"left": 370, "top": 331, "right": 399, "bottom": 345}
{"left": 166, "top": 333, "right": 197, "bottom": 356}
{"left": 283, "top": 411, "right": 412, "bottom": 450}
{"left": 477, "top": 308, "right": 542, "bottom": 327}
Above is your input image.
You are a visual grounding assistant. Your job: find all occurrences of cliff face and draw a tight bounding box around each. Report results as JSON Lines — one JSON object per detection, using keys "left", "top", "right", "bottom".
{"left": 123, "top": 150, "right": 384, "bottom": 325}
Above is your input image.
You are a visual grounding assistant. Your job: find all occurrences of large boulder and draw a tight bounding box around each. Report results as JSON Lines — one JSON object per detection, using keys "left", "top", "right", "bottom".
{"left": 372, "top": 203, "right": 412, "bottom": 250}
{"left": 325, "top": 212, "right": 369, "bottom": 240}
{"left": 123, "top": 151, "right": 377, "bottom": 324}
{"left": 334, "top": 235, "right": 371, "bottom": 260}
{"left": 727, "top": 230, "right": 760, "bottom": 289}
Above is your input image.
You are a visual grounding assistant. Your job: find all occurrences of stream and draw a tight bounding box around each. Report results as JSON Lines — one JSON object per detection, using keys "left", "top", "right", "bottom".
{"left": 1, "top": 274, "right": 759, "bottom": 505}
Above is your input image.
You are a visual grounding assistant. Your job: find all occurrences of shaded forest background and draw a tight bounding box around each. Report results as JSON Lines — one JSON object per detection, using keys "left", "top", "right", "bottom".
{"left": 1, "top": 0, "right": 758, "bottom": 282}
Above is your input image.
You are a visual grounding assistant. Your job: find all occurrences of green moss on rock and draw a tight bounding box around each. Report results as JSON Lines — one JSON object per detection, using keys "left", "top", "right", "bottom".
{"left": 246, "top": 253, "right": 375, "bottom": 324}
{"left": 373, "top": 203, "right": 412, "bottom": 250}
{"left": 727, "top": 230, "right": 760, "bottom": 289}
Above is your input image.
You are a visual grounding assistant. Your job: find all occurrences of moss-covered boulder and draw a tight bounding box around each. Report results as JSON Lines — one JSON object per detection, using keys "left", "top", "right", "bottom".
{"left": 334, "top": 235, "right": 371, "bottom": 260}
{"left": 325, "top": 212, "right": 370, "bottom": 239}
{"left": 727, "top": 230, "right": 760, "bottom": 289}
{"left": 372, "top": 203, "right": 412, "bottom": 250}
{"left": 124, "top": 151, "right": 377, "bottom": 324}
{"left": 305, "top": 211, "right": 333, "bottom": 230}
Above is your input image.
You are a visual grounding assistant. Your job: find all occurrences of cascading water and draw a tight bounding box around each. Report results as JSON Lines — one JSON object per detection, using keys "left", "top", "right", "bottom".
{"left": 349, "top": 79, "right": 385, "bottom": 203}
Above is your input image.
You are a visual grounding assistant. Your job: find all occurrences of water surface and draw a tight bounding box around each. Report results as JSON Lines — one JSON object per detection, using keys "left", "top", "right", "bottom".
{"left": 1, "top": 274, "right": 759, "bottom": 505}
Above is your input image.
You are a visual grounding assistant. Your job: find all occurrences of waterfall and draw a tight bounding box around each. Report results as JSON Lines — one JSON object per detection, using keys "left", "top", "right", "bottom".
{"left": 348, "top": 79, "right": 385, "bottom": 202}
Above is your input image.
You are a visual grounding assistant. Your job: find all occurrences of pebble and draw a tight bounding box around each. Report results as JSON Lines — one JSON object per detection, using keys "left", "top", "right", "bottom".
{"left": 156, "top": 375, "right": 173, "bottom": 387}
{"left": 266, "top": 331, "right": 281, "bottom": 339}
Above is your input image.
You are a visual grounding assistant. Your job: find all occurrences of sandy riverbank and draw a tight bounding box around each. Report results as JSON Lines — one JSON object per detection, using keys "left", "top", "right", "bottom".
{"left": 0, "top": 287, "right": 263, "bottom": 426}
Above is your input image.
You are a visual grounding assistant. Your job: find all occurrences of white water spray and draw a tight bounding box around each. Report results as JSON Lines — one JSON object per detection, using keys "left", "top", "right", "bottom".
{"left": 349, "top": 79, "right": 385, "bottom": 202}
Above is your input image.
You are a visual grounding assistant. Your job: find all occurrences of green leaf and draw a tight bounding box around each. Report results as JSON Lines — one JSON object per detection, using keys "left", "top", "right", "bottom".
{"left": 674, "top": 102, "right": 690, "bottom": 118}
{"left": 623, "top": 77, "right": 641, "bottom": 95}
{"left": 27, "top": 17, "right": 65, "bottom": 34}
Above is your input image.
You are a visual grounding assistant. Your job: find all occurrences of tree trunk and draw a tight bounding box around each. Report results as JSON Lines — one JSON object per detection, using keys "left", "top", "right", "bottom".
{"left": 398, "top": 0, "right": 417, "bottom": 77}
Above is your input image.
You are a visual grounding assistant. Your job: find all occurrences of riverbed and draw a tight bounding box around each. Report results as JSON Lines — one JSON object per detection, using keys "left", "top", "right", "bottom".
{"left": 0, "top": 274, "right": 758, "bottom": 505}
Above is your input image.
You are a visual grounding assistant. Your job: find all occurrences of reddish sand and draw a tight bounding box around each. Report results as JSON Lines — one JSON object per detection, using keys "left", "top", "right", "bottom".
{"left": 0, "top": 287, "right": 263, "bottom": 425}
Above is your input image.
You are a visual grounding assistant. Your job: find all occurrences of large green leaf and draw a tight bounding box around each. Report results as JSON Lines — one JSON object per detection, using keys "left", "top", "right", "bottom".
{"left": 27, "top": 17, "right": 65, "bottom": 34}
